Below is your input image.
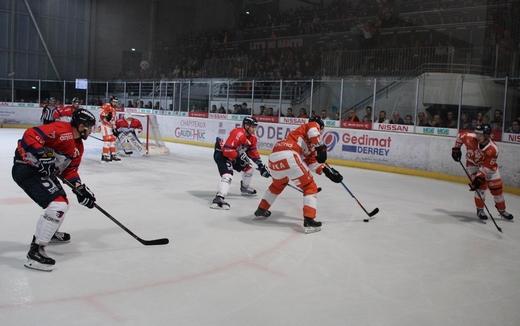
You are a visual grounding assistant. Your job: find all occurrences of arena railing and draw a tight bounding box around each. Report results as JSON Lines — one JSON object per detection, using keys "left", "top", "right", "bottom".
{"left": 0, "top": 76, "right": 519, "bottom": 143}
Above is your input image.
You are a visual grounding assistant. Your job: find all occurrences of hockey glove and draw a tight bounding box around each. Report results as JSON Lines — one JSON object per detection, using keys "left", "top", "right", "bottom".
{"left": 75, "top": 184, "right": 96, "bottom": 208}
{"left": 323, "top": 166, "right": 343, "bottom": 183}
{"left": 257, "top": 162, "right": 271, "bottom": 178}
{"left": 36, "top": 149, "right": 56, "bottom": 177}
{"left": 451, "top": 147, "right": 462, "bottom": 162}
{"left": 105, "top": 112, "right": 113, "bottom": 122}
{"left": 113, "top": 129, "right": 120, "bottom": 137}
{"left": 316, "top": 144, "right": 327, "bottom": 164}
{"left": 237, "top": 152, "right": 251, "bottom": 168}
{"left": 469, "top": 173, "right": 485, "bottom": 191}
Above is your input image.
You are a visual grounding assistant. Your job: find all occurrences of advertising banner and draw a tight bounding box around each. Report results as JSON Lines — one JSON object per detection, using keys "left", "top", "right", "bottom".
{"left": 4, "top": 105, "right": 519, "bottom": 188}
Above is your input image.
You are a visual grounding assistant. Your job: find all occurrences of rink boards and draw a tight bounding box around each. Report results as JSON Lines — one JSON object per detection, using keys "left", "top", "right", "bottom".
{"left": 1, "top": 103, "right": 519, "bottom": 192}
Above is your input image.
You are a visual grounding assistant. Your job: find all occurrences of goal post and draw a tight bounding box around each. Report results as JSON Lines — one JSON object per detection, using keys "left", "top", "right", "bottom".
{"left": 129, "top": 113, "right": 170, "bottom": 155}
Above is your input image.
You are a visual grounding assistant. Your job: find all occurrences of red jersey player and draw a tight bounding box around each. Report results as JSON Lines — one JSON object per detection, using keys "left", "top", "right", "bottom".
{"left": 12, "top": 109, "right": 97, "bottom": 271}
{"left": 211, "top": 117, "right": 270, "bottom": 209}
{"left": 53, "top": 97, "right": 81, "bottom": 122}
{"left": 254, "top": 116, "right": 343, "bottom": 233}
{"left": 452, "top": 124, "right": 513, "bottom": 220}
{"left": 99, "top": 96, "right": 120, "bottom": 161}
{"left": 115, "top": 115, "right": 144, "bottom": 155}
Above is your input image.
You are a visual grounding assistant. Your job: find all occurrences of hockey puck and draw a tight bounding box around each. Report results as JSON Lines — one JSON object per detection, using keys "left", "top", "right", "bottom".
{"left": 363, "top": 219, "right": 369, "bottom": 222}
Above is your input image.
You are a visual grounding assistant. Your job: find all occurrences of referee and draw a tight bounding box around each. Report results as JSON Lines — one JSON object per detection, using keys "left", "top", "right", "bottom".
{"left": 40, "top": 97, "right": 58, "bottom": 124}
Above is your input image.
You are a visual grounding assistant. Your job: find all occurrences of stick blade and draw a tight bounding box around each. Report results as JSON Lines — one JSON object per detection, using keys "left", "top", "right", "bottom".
{"left": 368, "top": 208, "right": 379, "bottom": 217}
{"left": 141, "top": 238, "right": 170, "bottom": 246}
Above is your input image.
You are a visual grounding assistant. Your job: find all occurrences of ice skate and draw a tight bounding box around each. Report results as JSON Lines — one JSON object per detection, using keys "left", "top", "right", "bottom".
{"left": 101, "top": 155, "right": 111, "bottom": 162}
{"left": 24, "top": 236, "right": 55, "bottom": 272}
{"left": 303, "top": 217, "right": 321, "bottom": 234}
{"left": 240, "top": 181, "right": 257, "bottom": 196}
{"left": 111, "top": 154, "right": 121, "bottom": 161}
{"left": 254, "top": 207, "right": 271, "bottom": 220}
{"left": 499, "top": 210, "right": 514, "bottom": 220}
{"left": 50, "top": 231, "right": 70, "bottom": 244}
{"left": 477, "top": 208, "right": 488, "bottom": 220}
{"left": 210, "top": 195, "right": 230, "bottom": 210}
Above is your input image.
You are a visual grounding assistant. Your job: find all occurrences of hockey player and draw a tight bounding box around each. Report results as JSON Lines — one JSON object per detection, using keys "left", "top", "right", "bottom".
{"left": 99, "top": 96, "right": 120, "bottom": 162}
{"left": 12, "top": 108, "right": 97, "bottom": 271}
{"left": 53, "top": 97, "right": 81, "bottom": 122}
{"left": 452, "top": 124, "right": 514, "bottom": 220}
{"left": 211, "top": 116, "right": 271, "bottom": 209}
{"left": 254, "top": 116, "right": 344, "bottom": 233}
{"left": 115, "top": 114, "right": 144, "bottom": 155}
{"left": 40, "top": 97, "right": 59, "bottom": 124}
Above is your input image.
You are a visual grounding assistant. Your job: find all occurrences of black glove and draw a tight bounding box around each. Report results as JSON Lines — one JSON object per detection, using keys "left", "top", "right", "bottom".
{"left": 469, "top": 173, "right": 485, "bottom": 191}
{"left": 105, "top": 112, "right": 113, "bottom": 122}
{"left": 237, "top": 152, "right": 250, "bottom": 168}
{"left": 323, "top": 166, "right": 343, "bottom": 183}
{"left": 316, "top": 145, "right": 327, "bottom": 164}
{"left": 257, "top": 162, "right": 271, "bottom": 178}
{"left": 451, "top": 147, "right": 462, "bottom": 162}
{"left": 75, "top": 184, "right": 96, "bottom": 208}
{"left": 113, "top": 129, "right": 120, "bottom": 137}
{"left": 36, "top": 149, "right": 56, "bottom": 177}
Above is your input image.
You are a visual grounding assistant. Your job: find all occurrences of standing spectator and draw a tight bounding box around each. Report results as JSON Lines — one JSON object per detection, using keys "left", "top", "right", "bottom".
{"left": 211, "top": 105, "right": 217, "bottom": 113}
{"left": 298, "top": 107, "right": 308, "bottom": 118}
{"left": 417, "top": 112, "right": 431, "bottom": 126}
{"left": 507, "top": 120, "right": 520, "bottom": 133}
{"left": 218, "top": 105, "right": 226, "bottom": 114}
{"left": 377, "top": 110, "right": 389, "bottom": 123}
{"left": 390, "top": 111, "right": 404, "bottom": 124}
{"left": 362, "top": 106, "right": 373, "bottom": 122}
{"left": 460, "top": 112, "right": 470, "bottom": 129}
{"left": 431, "top": 114, "right": 443, "bottom": 127}
{"left": 127, "top": 100, "right": 134, "bottom": 108}
{"left": 446, "top": 111, "right": 457, "bottom": 128}
{"left": 266, "top": 107, "right": 274, "bottom": 116}
{"left": 490, "top": 109, "right": 503, "bottom": 130}
{"left": 40, "top": 97, "right": 58, "bottom": 125}
{"left": 346, "top": 109, "right": 360, "bottom": 122}
{"left": 286, "top": 107, "right": 295, "bottom": 117}
{"left": 320, "top": 109, "right": 331, "bottom": 120}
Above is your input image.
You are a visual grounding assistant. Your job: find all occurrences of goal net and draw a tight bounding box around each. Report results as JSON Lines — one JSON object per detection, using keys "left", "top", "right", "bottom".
{"left": 129, "top": 113, "right": 170, "bottom": 155}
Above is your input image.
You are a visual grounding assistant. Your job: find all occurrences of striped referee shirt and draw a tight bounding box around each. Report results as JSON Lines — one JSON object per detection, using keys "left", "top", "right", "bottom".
{"left": 40, "top": 105, "right": 56, "bottom": 124}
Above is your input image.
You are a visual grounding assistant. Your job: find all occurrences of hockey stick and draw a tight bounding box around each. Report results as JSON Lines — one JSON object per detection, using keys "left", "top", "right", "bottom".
{"left": 325, "top": 164, "right": 379, "bottom": 221}
{"left": 458, "top": 161, "right": 502, "bottom": 233}
{"left": 89, "top": 134, "right": 103, "bottom": 142}
{"left": 286, "top": 183, "right": 322, "bottom": 193}
{"left": 61, "top": 179, "right": 170, "bottom": 245}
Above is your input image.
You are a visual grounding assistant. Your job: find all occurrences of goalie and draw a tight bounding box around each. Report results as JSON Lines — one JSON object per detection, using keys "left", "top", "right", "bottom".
{"left": 115, "top": 114, "right": 145, "bottom": 155}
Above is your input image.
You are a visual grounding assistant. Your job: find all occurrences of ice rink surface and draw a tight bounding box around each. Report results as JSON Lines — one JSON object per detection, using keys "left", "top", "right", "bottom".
{"left": 1, "top": 128, "right": 519, "bottom": 326}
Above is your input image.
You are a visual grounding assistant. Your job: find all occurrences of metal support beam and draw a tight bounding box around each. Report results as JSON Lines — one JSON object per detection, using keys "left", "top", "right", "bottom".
{"left": 23, "top": 0, "right": 61, "bottom": 80}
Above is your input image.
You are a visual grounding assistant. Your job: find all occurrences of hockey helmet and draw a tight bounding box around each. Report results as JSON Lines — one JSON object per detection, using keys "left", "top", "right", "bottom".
{"left": 71, "top": 108, "right": 96, "bottom": 128}
{"left": 474, "top": 124, "right": 491, "bottom": 135}
{"left": 243, "top": 116, "right": 258, "bottom": 128}
{"left": 110, "top": 96, "right": 119, "bottom": 105}
{"left": 71, "top": 97, "right": 80, "bottom": 104}
{"left": 309, "top": 115, "right": 325, "bottom": 130}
